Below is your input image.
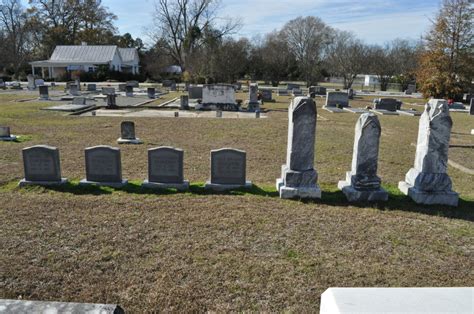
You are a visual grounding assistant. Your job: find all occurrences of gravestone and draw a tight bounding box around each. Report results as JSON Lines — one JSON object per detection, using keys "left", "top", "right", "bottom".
{"left": 261, "top": 89, "right": 273, "bottom": 102}
{"left": 102, "top": 87, "right": 115, "bottom": 95}
{"left": 35, "top": 79, "right": 45, "bottom": 86}
{"left": 315, "top": 86, "right": 326, "bottom": 95}
{"left": 348, "top": 88, "right": 354, "bottom": 99}
{"left": 117, "top": 121, "right": 142, "bottom": 144}
{"left": 106, "top": 94, "right": 118, "bottom": 109}
{"left": 80, "top": 145, "right": 127, "bottom": 187}
{"left": 170, "top": 83, "right": 177, "bottom": 91}
{"left": 10, "top": 82, "right": 22, "bottom": 89}
{"left": 126, "top": 80, "right": 139, "bottom": 88}
{"left": 188, "top": 85, "right": 203, "bottom": 99}
{"left": 325, "top": 91, "right": 349, "bottom": 107}
{"left": 19, "top": 145, "right": 67, "bottom": 186}
{"left": 162, "top": 79, "right": 174, "bottom": 87}
{"left": 39, "top": 86, "right": 49, "bottom": 100}
{"left": 0, "top": 126, "right": 17, "bottom": 141}
{"left": 87, "top": 83, "right": 97, "bottom": 91}
{"left": 27, "top": 74, "right": 36, "bottom": 90}
{"left": 147, "top": 87, "right": 156, "bottom": 99}
{"left": 338, "top": 113, "right": 388, "bottom": 202}
{"left": 205, "top": 148, "right": 252, "bottom": 191}
{"left": 69, "top": 84, "right": 79, "bottom": 96}
{"left": 308, "top": 86, "right": 316, "bottom": 94}
{"left": 0, "top": 300, "right": 124, "bottom": 314}
{"left": 74, "top": 79, "right": 81, "bottom": 90}
{"left": 292, "top": 88, "right": 303, "bottom": 96}
{"left": 255, "top": 110, "right": 260, "bottom": 118}
{"left": 277, "top": 89, "right": 289, "bottom": 96}
{"left": 118, "top": 84, "right": 127, "bottom": 92}
{"left": 276, "top": 97, "right": 321, "bottom": 199}
{"left": 202, "top": 84, "right": 236, "bottom": 106}
{"left": 234, "top": 82, "right": 242, "bottom": 90}
{"left": 287, "top": 83, "right": 300, "bottom": 90}
{"left": 398, "top": 99, "right": 459, "bottom": 206}
{"left": 180, "top": 95, "right": 189, "bottom": 110}
{"left": 142, "top": 147, "right": 189, "bottom": 191}
{"left": 72, "top": 97, "right": 86, "bottom": 105}
{"left": 247, "top": 83, "right": 259, "bottom": 112}
{"left": 405, "top": 84, "right": 416, "bottom": 95}
{"left": 125, "top": 85, "right": 134, "bottom": 97}
{"left": 216, "top": 110, "right": 223, "bottom": 118}
{"left": 373, "top": 98, "right": 402, "bottom": 111}
{"left": 470, "top": 98, "right": 474, "bottom": 115}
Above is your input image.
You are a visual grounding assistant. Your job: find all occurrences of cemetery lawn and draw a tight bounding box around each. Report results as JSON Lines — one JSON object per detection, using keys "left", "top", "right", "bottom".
{"left": 1, "top": 92, "right": 473, "bottom": 312}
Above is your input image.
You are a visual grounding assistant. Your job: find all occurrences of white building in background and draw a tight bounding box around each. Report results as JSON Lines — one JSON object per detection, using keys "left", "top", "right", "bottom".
{"left": 30, "top": 44, "right": 140, "bottom": 79}
{"left": 364, "top": 75, "right": 379, "bottom": 86}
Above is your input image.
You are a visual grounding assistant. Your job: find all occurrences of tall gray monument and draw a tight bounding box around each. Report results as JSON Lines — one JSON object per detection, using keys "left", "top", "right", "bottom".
{"left": 276, "top": 97, "right": 321, "bottom": 199}
{"left": 19, "top": 145, "right": 67, "bottom": 186}
{"left": 180, "top": 95, "right": 189, "bottom": 110}
{"left": 398, "top": 99, "right": 459, "bottom": 206}
{"left": 247, "top": 83, "right": 259, "bottom": 112}
{"left": 338, "top": 113, "right": 388, "bottom": 202}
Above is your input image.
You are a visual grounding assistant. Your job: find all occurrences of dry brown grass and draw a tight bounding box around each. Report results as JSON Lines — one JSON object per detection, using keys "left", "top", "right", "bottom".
{"left": 1, "top": 92, "right": 473, "bottom": 312}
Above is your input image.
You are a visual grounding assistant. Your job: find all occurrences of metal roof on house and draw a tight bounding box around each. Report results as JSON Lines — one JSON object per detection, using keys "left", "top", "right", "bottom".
{"left": 118, "top": 48, "right": 137, "bottom": 63}
{"left": 49, "top": 45, "right": 118, "bottom": 63}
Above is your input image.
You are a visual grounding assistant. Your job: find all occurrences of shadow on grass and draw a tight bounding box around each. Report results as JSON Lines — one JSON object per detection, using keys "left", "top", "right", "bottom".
{"left": 12, "top": 181, "right": 473, "bottom": 222}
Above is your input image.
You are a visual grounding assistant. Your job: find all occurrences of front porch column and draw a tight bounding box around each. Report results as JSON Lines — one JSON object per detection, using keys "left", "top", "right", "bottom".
{"left": 41, "top": 67, "right": 45, "bottom": 78}
{"left": 32, "top": 66, "right": 35, "bottom": 76}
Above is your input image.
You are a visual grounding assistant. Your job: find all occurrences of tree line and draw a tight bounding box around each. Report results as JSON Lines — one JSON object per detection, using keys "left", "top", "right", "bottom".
{"left": 0, "top": 0, "right": 472, "bottom": 98}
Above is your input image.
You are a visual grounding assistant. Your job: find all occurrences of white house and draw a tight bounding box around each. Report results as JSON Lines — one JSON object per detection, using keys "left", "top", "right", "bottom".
{"left": 364, "top": 74, "right": 379, "bottom": 86}
{"left": 30, "top": 44, "right": 140, "bottom": 79}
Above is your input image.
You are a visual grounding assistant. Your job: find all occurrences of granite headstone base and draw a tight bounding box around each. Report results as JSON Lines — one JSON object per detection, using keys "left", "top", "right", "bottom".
{"left": 204, "top": 180, "right": 252, "bottom": 191}
{"left": 276, "top": 166, "right": 321, "bottom": 199}
{"left": 338, "top": 172, "right": 388, "bottom": 202}
{"left": 370, "top": 109, "right": 399, "bottom": 115}
{"left": 117, "top": 137, "right": 143, "bottom": 144}
{"left": 398, "top": 181, "right": 459, "bottom": 207}
{"left": 79, "top": 179, "right": 128, "bottom": 188}
{"left": 0, "top": 135, "right": 18, "bottom": 141}
{"left": 397, "top": 109, "right": 421, "bottom": 116}
{"left": 142, "top": 180, "right": 189, "bottom": 191}
{"left": 19, "top": 178, "right": 68, "bottom": 187}
{"left": 0, "top": 299, "right": 124, "bottom": 314}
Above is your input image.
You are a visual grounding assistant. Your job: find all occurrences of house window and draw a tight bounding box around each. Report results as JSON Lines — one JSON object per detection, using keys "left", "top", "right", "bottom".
{"left": 88, "top": 67, "right": 94, "bottom": 73}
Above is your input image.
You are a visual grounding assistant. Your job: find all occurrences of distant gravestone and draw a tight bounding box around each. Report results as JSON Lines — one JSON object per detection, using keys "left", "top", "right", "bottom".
{"left": 102, "top": 87, "right": 115, "bottom": 95}
{"left": 118, "top": 84, "right": 127, "bottom": 92}
{"left": 308, "top": 86, "right": 316, "bottom": 94}
{"left": 202, "top": 84, "right": 236, "bottom": 105}
{"left": 338, "top": 113, "right": 388, "bottom": 202}
{"left": 261, "top": 89, "right": 273, "bottom": 102}
{"left": 19, "top": 145, "right": 67, "bottom": 186}
{"left": 125, "top": 85, "right": 134, "bottom": 97}
{"left": 276, "top": 97, "right": 321, "bottom": 199}
{"left": 87, "top": 84, "right": 97, "bottom": 91}
{"left": 348, "top": 88, "right": 354, "bottom": 99}
{"left": 188, "top": 85, "right": 203, "bottom": 99}
{"left": 470, "top": 99, "right": 474, "bottom": 115}
{"left": 80, "top": 145, "right": 127, "bottom": 187}
{"left": 27, "top": 74, "right": 36, "bottom": 90}
{"left": 405, "top": 84, "right": 416, "bottom": 95}
{"left": 0, "top": 126, "right": 17, "bottom": 141}
{"left": 39, "top": 86, "right": 49, "bottom": 100}
{"left": 373, "top": 98, "right": 402, "bottom": 111}
{"left": 205, "top": 148, "right": 252, "bottom": 191}
{"left": 292, "top": 88, "right": 303, "bottom": 96}
{"left": 72, "top": 97, "right": 86, "bottom": 105}
{"left": 162, "top": 80, "right": 174, "bottom": 87}
{"left": 216, "top": 110, "right": 223, "bottom": 118}
{"left": 35, "top": 79, "right": 45, "bottom": 86}
{"left": 277, "top": 89, "right": 289, "bottom": 96}
{"left": 248, "top": 83, "right": 259, "bottom": 112}
{"left": 315, "top": 86, "right": 326, "bottom": 95}
{"left": 147, "top": 87, "right": 156, "bottom": 99}
{"left": 287, "top": 83, "right": 300, "bottom": 90}
{"left": 142, "top": 147, "right": 189, "bottom": 191}
{"left": 180, "top": 95, "right": 189, "bottom": 110}
{"left": 69, "top": 84, "right": 79, "bottom": 96}
{"left": 117, "top": 121, "right": 142, "bottom": 144}
{"left": 325, "top": 91, "right": 349, "bottom": 107}
{"left": 126, "top": 80, "right": 139, "bottom": 88}
{"left": 170, "top": 83, "right": 177, "bottom": 91}
{"left": 398, "top": 99, "right": 459, "bottom": 206}
{"left": 74, "top": 79, "right": 81, "bottom": 90}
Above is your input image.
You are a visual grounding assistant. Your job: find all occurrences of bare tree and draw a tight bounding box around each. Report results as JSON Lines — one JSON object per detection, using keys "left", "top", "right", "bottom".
{"left": 281, "top": 16, "right": 333, "bottom": 86}
{"left": 325, "top": 30, "right": 366, "bottom": 89}
{"left": 0, "top": 0, "right": 32, "bottom": 78}
{"left": 259, "top": 31, "right": 296, "bottom": 86}
{"left": 366, "top": 44, "right": 398, "bottom": 91}
{"left": 152, "top": 0, "right": 241, "bottom": 72}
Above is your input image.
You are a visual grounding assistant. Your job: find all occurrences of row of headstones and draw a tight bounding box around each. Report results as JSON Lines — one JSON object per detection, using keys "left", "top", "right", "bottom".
{"left": 20, "top": 146, "right": 251, "bottom": 192}
{"left": 276, "top": 96, "right": 459, "bottom": 207}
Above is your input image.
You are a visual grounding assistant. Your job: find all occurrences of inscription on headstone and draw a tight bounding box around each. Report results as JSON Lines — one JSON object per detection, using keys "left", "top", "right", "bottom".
{"left": 205, "top": 148, "right": 251, "bottom": 190}
{"left": 325, "top": 91, "right": 349, "bottom": 107}
{"left": 81, "top": 146, "right": 126, "bottom": 187}
{"left": 20, "top": 145, "right": 67, "bottom": 185}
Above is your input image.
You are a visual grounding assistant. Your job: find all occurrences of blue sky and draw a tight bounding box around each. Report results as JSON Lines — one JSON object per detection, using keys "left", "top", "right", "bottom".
{"left": 29, "top": 0, "right": 441, "bottom": 46}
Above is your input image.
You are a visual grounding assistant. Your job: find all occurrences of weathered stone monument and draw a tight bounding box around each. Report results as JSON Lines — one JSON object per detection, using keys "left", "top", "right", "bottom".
{"left": 180, "top": 95, "right": 189, "bottom": 110}
{"left": 292, "top": 88, "right": 303, "bottom": 96}
{"left": 247, "top": 83, "right": 259, "bottom": 112}
{"left": 398, "top": 99, "right": 459, "bottom": 206}
{"left": 0, "top": 126, "right": 17, "bottom": 141}
{"left": 147, "top": 87, "right": 156, "bottom": 99}
{"left": 374, "top": 98, "right": 402, "bottom": 111}
{"left": 325, "top": 91, "right": 349, "bottom": 107}
{"left": 80, "top": 146, "right": 127, "bottom": 187}
{"left": 87, "top": 83, "right": 97, "bottom": 91}
{"left": 27, "top": 74, "right": 36, "bottom": 90}
{"left": 277, "top": 89, "right": 289, "bottom": 96}
{"left": 261, "top": 89, "right": 273, "bottom": 102}
{"left": 315, "top": 86, "right": 326, "bottom": 95}
{"left": 118, "top": 84, "right": 126, "bottom": 92}
{"left": 276, "top": 97, "right": 321, "bottom": 199}
{"left": 72, "top": 97, "right": 86, "bottom": 105}
{"left": 142, "top": 147, "right": 189, "bottom": 191}
{"left": 216, "top": 110, "right": 223, "bottom": 118}
{"left": 19, "top": 145, "right": 67, "bottom": 186}
{"left": 170, "top": 82, "right": 177, "bottom": 91}
{"left": 117, "top": 121, "right": 142, "bottom": 144}
{"left": 287, "top": 83, "right": 300, "bottom": 90}
{"left": 338, "top": 113, "right": 388, "bottom": 202}
{"left": 69, "top": 84, "right": 79, "bottom": 96}
{"left": 205, "top": 148, "right": 252, "bottom": 191}
{"left": 106, "top": 94, "right": 118, "bottom": 109}
{"left": 348, "top": 88, "right": 354, "bottom": 99}
{"left": 38, "top": 86, "right": 49, "bottom": 100}
{"left": 125, "top": 85, "right": 134, "bottom": 97}
{"left": 188, "top": 85, "right": 203, "bottom": 99}
{"left": 202, "top": 84, "right": 236, "bottom": 106}
{"left": 102, "top": 87, "right": 115, "bottom": 95}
